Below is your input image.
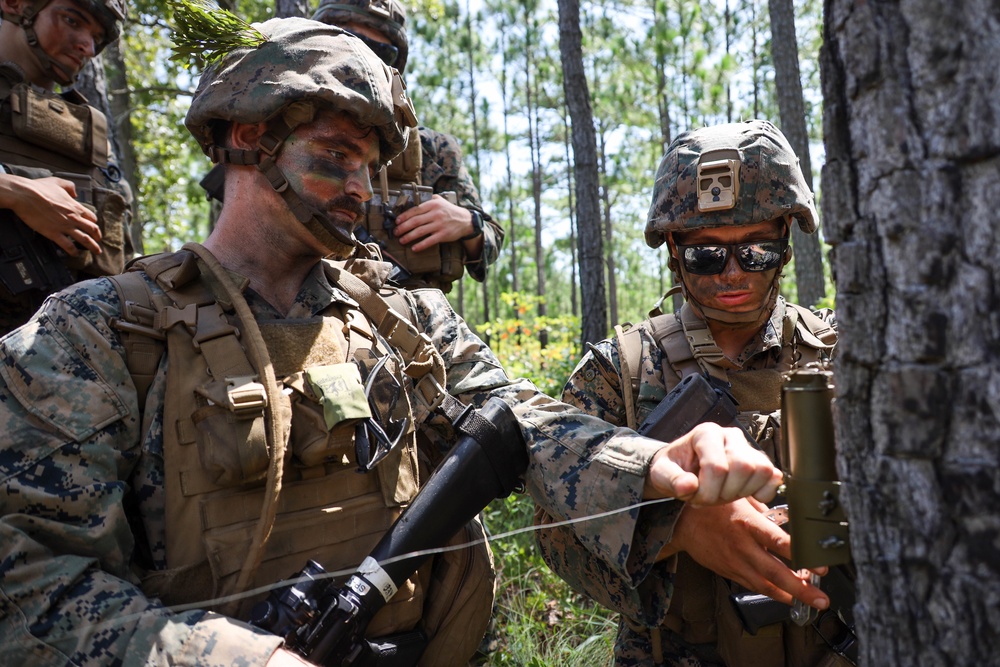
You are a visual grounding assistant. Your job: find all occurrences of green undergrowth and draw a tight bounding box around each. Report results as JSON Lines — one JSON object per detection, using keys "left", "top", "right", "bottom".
{"left": 480, "top": 494, "right": 616, "bottom": 667}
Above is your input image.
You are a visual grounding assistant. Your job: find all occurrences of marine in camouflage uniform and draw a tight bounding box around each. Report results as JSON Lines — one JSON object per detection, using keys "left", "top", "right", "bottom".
{"left": 312, "top": 0, "right": 504, "bottom": 289}
{"left": 0, "top": 20, "right": 781, "bottom": 667}
{"left": 0, "top": 0, "right": 133, "bottom": 336}
{"left": 537, "top": 120, "right": 848, "bottom": 667}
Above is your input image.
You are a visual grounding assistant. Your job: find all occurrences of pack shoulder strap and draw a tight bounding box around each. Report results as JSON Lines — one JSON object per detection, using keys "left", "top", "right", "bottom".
{"left": 614, "top": 323, "right": 641, "bottom": 431}
{"left": 107, "top": 259, "right": 175, "bottom": 412}
{"left": 785, "top": 302, "right": 838, "bottom": 350}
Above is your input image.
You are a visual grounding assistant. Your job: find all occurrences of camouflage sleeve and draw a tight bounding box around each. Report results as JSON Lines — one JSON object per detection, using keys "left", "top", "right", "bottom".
{"left": 0, "top": 284, "right": 282, "bottom": 666}
{"left": 527, "top": 340, "right": 680, "bottom": 625}
{"left": 418, "top": 127, "right": 504, "bottom": 281}
{"left": 406, "top": 289, "right": 678, "bottom": 592}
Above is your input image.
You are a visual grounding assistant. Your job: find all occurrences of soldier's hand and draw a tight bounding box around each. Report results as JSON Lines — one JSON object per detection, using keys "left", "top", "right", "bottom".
{"left": 393, "top": 195, "right": 482, "bottom": 256}
{"left": 659, "top": 497, "right": 830, "bottom": 611}
{"left": 266, "top": 648, "right": 314, "bottom": 666}
{"left": 643, "top": 422, "right": 782, "bottom": 506}
{"left": 0, "top": 174, "right": 102, "bottom": 256}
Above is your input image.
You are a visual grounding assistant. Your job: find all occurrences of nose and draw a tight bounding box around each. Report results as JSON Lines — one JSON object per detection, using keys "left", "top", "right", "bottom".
{"left": 720, "top": 250, "right": 744, "bottom": 279}
{"left": 344, "top": 166, "right": 374, "bottom": 204}
{"left": 74, "top": 31, "right": 98, "bottom": 59}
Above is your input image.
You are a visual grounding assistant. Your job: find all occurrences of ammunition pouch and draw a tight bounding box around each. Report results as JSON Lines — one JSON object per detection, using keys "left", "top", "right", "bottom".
{"left": 0, "top": 82, "right": 129, "bottom": 301}
{"left": 9, "top": 83, "right": 109, "bottom": 168}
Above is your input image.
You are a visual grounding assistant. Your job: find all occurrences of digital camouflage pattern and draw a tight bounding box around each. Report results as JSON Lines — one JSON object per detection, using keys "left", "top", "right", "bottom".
{"left": 645, "top": 119, "right": 817, "bottom": 249}
{"left": 0, "top": 255, "right": 677, "bottom": 665}
{"left": 541, "top": 297, "right": 837, "bottom": 667}
{"left": 312, "top": 0, "right": 409, "bottom": 74}
{"left": 419, "top": 126, "right": 504, "bottom": 282}
{"left": 185, "top": 17, "right": 409, "bottom": 163}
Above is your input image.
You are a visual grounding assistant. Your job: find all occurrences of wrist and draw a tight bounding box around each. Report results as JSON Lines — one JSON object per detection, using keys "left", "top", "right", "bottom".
{"left": 460, "top": 210, "right": 484, "bottom": 241}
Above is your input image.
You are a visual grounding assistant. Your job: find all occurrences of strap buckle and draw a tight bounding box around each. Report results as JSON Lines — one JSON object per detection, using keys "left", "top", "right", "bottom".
{"left": 225, "top": 375, "right": 268, "bottom": 415}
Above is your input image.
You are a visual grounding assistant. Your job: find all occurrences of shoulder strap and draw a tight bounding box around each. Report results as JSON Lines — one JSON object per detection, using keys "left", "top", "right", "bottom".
{"left": 785, "top": 302, "right": 838, "bottom": 350}
{"left": 107, "top": 260, "right": 172, "bottom": 412}
{"left": 614, "top": 323, "right": 641, "bottom": 431}
{"left": 323, "top": 263, "right": 452, "bottom": 408}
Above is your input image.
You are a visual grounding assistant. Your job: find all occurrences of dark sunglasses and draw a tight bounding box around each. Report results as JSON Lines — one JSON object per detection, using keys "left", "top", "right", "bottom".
{"left": 676, "top": 237, "right": 789, "bottom": 275}
{"left": 345, "top": 30, "right": 400, "bottom": 67}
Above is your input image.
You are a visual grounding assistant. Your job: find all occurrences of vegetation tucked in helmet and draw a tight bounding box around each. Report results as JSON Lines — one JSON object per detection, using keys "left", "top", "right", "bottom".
{"left": 645, "top": 119, "right": 817, "bottom": 249}
{"left": 312, "top": 0, "right": 409, "bottom": 74}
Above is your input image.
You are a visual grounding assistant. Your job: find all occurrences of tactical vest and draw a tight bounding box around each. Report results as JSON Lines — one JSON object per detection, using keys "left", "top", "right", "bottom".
{"left": 615, "top": 298, "right": 846, "bottom": 667}
{"left": 0, "top": 65, "right": 129, "bottom": 283}
{"left": 360, "top": 126, "right": 465, "bottom": 292}
{"left": 108, "top": 244, "right": 494, "bottom": 665}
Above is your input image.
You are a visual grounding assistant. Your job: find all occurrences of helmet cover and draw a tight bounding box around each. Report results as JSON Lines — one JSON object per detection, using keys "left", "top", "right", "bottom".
{"left": 312, "top": 0, "right": 408, "bottom": 74}
{"left": 645, "top": 119, "right": 817, "bottom": 248}
{"left": 185, "top": 17, "right": 409, "bottom": 164}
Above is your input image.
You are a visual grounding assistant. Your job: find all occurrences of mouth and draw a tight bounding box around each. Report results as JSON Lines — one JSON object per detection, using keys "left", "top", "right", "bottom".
{"left": 715, "top": 291, "right": 754, "bottom": 307}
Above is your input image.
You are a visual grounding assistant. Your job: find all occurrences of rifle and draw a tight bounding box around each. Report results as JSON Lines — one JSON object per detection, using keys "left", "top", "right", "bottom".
{"left": 248, "top": 396, "right": 528, "bottom": 667}
{"left": 0, "top": 208, "right": 75, "bottom": 305}
{"left": 637, "top": 372, "right": 753, "bottom": 444}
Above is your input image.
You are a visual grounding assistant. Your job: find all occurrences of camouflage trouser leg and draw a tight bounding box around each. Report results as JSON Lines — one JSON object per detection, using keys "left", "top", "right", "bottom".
{"left": 615, "top": 615, "right": 726, "bottom": 667}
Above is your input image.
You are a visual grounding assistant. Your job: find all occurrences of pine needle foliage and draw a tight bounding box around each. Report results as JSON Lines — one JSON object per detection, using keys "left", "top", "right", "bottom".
{"left": 169, "top": 0, "right": 267, "bottom": 69}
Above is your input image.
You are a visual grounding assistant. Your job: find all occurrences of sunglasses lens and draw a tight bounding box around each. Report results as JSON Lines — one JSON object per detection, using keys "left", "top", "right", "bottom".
{"left": 680, "top": 238, "right": 788, "bottom": 275}
{"left": 736, "top": 239, "right": 786, "bottom": 272}
{"left": 682, "top": 245, "right": 729, "bottom": 275}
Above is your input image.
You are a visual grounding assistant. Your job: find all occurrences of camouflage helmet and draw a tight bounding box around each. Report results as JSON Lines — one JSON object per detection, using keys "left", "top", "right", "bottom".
{"left": 185, "top": 17, "right": 412, "bottom": 165}
{"left": 1, "top": 0, "right": 126, "bottom": 83}
{"left": 312, "top": 0, "right": 409, "bottom": 74}
{"left": 645, "top": 119, "right": 817, "bottom": 248}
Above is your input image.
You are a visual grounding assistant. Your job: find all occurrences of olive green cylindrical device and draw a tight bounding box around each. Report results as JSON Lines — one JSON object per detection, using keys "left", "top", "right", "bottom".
{"left": 781, "top": 366, "right": 851, "bottom": 571}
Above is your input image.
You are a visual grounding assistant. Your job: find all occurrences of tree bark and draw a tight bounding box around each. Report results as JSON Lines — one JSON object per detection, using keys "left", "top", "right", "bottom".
{"left": 821, "top": 0, "right": 1000, "bottom": 664}
{"left": 769, "top": 0, "right": 825, "bottom": 307}
{"left": 558, "top": 0, "right": 606, "bottom": 346}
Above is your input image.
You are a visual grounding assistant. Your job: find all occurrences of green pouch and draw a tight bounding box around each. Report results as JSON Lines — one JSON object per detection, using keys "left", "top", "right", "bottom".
{"left": 305, "top": 363, "right": 371, "bottom": 430}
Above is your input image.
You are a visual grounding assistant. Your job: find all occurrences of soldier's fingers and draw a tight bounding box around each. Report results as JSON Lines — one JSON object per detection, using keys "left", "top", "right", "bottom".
{"left": 49, "top": 232, "right": 80, "bottom": 257}
{"left": 67, "top": 227, "right": 102, "bottom": 254}
{"left": 644, "top": 448, "right": 700, "bottom": 500}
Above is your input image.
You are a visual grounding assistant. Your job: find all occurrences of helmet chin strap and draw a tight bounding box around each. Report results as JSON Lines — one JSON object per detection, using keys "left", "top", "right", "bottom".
{"left": 256, "top": 154, "right": 358, "bottom": 260}
{"left": 211, "top": 102, "right": 359, "bottom": 260}
{"left": 670, "top": 253, "right": 783, "bottom": 331}
{"left": 2, "top": 3, "right": 78, "bottom": 86}
{"left": 682, "top": 277, "right": 780, "bottom": 331}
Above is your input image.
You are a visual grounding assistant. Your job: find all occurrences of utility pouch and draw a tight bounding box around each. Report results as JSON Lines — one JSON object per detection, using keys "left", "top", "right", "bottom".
{"left": 59, "top": 176, "right": 128, "bottom": 276}
{"left": 191, "top": 376, "right": 276, "bottom": 486}
{"left": 285, "top": 364, "right": 370, "bottom": 468}
{"left": 9, "top": 83, "right": 108, "bottom": 168}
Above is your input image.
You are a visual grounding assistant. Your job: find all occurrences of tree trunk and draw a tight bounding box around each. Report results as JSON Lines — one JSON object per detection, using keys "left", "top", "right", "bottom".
{"left": 465, "top": 2, "right": 490, "bottom": 330}
{"left": 526, "top": 18, "right": 548, "bottom": 348}
{"left": 564, "top": 109, "right": 579, "bottom": 318}
{"left": 597, "top": 125, "right": 618, "bottom": 327}
{"left": 558, "top": 0, "right": 606, "bottom": 346}
{"left": 768, "top": 0, "right": 825, "bottom": 307}
{"left": 821, "top": 0, "right": 1000, "bottom": 664}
